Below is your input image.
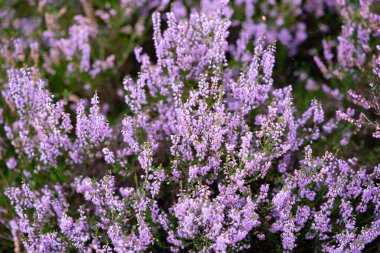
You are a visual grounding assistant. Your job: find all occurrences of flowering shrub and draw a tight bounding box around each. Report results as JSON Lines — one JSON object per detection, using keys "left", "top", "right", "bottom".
{"left": 0, "top": 0, "right": 379, "bottom": 252}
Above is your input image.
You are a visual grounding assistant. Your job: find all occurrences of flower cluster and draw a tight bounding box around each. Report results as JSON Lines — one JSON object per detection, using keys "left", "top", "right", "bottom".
{"left": 0, "top": 1, "right": 379, "bottom": 253}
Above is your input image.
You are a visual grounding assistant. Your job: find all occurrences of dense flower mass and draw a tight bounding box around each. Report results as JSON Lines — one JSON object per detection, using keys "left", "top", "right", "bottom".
{"left": 0, "top": 0, "right": 379, "bottom": 252}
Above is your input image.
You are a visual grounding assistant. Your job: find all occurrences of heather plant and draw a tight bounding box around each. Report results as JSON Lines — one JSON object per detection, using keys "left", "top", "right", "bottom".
{"left": 0, "top": 1, "right": 380, "bottom": 253}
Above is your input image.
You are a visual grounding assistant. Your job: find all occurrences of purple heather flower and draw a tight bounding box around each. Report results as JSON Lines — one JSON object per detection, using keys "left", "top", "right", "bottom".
{"left": 6, "top": 157, "right": 17, "bottom": 169}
